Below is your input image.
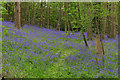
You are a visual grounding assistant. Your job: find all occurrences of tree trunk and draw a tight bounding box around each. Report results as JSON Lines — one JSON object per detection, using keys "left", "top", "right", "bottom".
{"left": 87, "top": 6, "right": 92, "bottom": 40}
{"left": 94, "top": 3, "right": 104, "bottom": 66}
{"left": 87, "top": 25, "right": 92, "bottom": 40}
{"left": 67, "top": 2, "right": 70, "bottom": 31}
{"left": 94, "top": 15, "right": 104, "bottom": 67}
{"left": 43, "top": 2, "right": 45, "bottom": 27}
{"left": 118, "top": 2, "right": 120, "bottom": 35}
{"left": 21, "top": 3, "right": 26, "bottom": 27}
{"left": 16, "top": 2, "right": 21, "bottom": 29}
{"left": 68, "top": 21, "right": 70, "bottom": 31}
{"left": 65, "top": 2, "right": 67, "bottom": 33}
{"left": 82, "top": 31, "right": 88, "bottom": 47}
{"left": 47, "top": 3, "right": 50, "bottom": 29}
{"left": 57, "top": 3, "right": 61, "bottom": 31}
{"left": 101, "top": 3, "right": 107, "bottom": 39}
{"left": 31, "top": 3, "right": 36, "bottom": 25}
{"left": 65, "top": 21, "right": 67, "bottom": 33}
{"left": 95, "top": 34, "right": 103, "bottom": 55}
{"left": 111, "top": 3, "right": 116, "bottom": 39}
{"left": 25, "top": 3, "right": 28, "bottom": 24}
{"left": 28, "top": 4, "right": 30, "bottom": 26}
{"left": 40, "top": 2, "right": 43, "bottom": 28}
{"left": 14, "top": 2, "right": 17, "bottom": 27}
{"left": 107, "top": 3, "right": 111, "bottom": 38}
{"left": 77, "top": 3, "right": 88, "bottom": 47}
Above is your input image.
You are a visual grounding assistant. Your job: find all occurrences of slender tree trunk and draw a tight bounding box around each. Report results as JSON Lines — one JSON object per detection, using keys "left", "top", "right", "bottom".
{"left": 54, "top": 23, "right": 56, "bottom": 29}
{"left": 68, "top": 21, "right": 70, "bottom": 31}
{"left": 11, "top": 3, "right": 14, "bottom": 22}
{"left": 65, "top": 2, "right": 67, "bottom": 33}
{"left": 82, "top": 31, "right": 88, "bottom": 47}
{"left": 118, "top": 2, "right": 120, "bottom": 35}
{"left": 107, "top": 3, "right": 111, "bottom": 38}
{"left": 21, "top": 3, "right": 26, "bottom": 27}
{"left": 95, "top": 15, "right": 104, "bottom": 66}
{"left": 40, "top": 2, "right": 43, "bottom": 28}
{"left": 57, "top": 3, "right": 61, "bottom": 31}
{"left": 28, "top": 4, "right": 30, "bottom": 26}
{"left": 87, "top": 6, "right": 92, "bottom": 40}
{"left": 67, "top": 2, "right": 70, "bottom": 31}
{"left": 101, "top": 3, "right": 107, "bottom": 39}
{"left": 14, "top": 2, "right": 17, "bottom": 27}
{"left": 77, "top": 3, "right": 88, "bottom": 47}
{"left": 111, "top": 3, "right": 116, "bottom": 39}
{"left": 43, "top": 2, "right": 45, "bottom": 27}
{"left": 21, "top": 5, "right": 23, "bottom": 27}
{"left": 94, "top": 3, "right": 104, "bottom": 67}
{"left": 18, "top": 2, "right": 21, "bottom": 29}
{"left": 47, "top": 3, "right": 50, "bottom": 29}
{"left": 25, "top": 3, "right": 28, "bottom": 24}
{"left": 65, "top": 21, "right": 67, "bottom": 33}
{"left": 16, "top": 2, "right": 21, "bottom": 29}
{"left": 87, "top": 24, "right": 92, "bottom": 40}
{"left": 31, "top": 3, "right": 36, "bottom": 25}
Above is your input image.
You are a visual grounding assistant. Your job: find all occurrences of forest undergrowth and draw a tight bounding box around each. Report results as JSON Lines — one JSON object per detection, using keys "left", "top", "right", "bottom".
{"left": 2, "top": 21, "right": 118, "bottom": 78}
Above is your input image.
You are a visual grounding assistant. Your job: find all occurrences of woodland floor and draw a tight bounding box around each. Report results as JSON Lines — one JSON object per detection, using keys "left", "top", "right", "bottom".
{"left": 2, "top": 21, "right": 118, "bottom": 78}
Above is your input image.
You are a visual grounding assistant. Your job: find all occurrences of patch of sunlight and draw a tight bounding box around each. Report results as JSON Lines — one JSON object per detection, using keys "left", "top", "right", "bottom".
{"left": 60, "top": 50, "right": 75, "bottom": 60}
{"left": 115, "top": 52, "right": 118, "bottom": 55}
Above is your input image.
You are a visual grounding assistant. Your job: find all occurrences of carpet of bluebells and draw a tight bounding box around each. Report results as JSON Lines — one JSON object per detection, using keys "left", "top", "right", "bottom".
{"left": 2, "top": 21, "right": 118, "bottom": 78}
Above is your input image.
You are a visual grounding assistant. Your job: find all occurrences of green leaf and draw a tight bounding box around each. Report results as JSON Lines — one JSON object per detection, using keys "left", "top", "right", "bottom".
{"left": 68, "top": 13, "right": 71, "bottom": 15}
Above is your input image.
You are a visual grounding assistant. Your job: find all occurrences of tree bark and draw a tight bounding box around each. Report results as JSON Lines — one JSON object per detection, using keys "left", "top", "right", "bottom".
{"left": 65, "top": 2, "right": 67, "bottom": 33}
{"left": 16, "top": 2, "right": 21, "bottom": 29}
{"left": 14, "top": 2, "right": 17, "bottom": 27}
{"left": 94, "top": 15, "right": 104, "bottom": 67}
{"left": 47, "top": 2, "right": 50, "bottom": 29}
